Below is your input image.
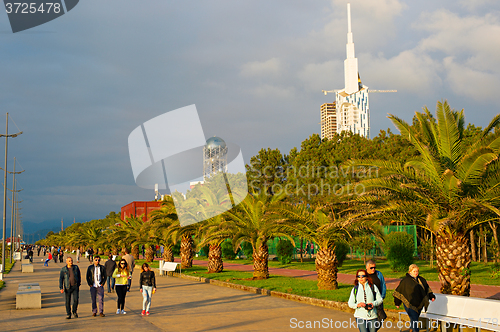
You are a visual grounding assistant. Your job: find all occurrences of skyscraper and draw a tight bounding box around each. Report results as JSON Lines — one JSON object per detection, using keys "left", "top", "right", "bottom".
{"left": 321, "top": 3, "right": 395, "bottom": 139}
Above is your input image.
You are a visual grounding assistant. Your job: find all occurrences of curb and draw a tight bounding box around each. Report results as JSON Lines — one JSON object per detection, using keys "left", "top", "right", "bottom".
{"left": 155, "top": 268, "right": 406, "bottom": 323}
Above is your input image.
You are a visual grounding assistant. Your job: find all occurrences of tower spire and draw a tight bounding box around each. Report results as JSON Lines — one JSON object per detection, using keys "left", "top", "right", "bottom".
{"left": 344, "top": 3, "right": 359, "bottom": 95}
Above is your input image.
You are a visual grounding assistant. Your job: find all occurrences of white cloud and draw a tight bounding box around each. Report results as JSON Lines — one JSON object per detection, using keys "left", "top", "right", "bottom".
{"left": 297, "top": 60, "right": 343, "bottom": 93}
{"left": 443, "top": 56, "right": 500, "bottom": 99}
{"left": 240, "top": 58, "right": 284, "bottom": 78}
{"left": 248, "top": 84, "right": 295, "bottom": 99}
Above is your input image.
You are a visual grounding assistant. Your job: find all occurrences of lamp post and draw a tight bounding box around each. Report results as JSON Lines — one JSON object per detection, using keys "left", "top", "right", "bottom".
{"left": 9, "top": 160, "right": 23, "bottom": 263}
{"left": 1, "top": 113, "right": 22, "bottom": 273}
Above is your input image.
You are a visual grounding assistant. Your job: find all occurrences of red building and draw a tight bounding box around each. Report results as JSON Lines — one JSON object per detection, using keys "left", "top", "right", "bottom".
{"left": 120, "top": 201, "right": 162, "bottom": 221}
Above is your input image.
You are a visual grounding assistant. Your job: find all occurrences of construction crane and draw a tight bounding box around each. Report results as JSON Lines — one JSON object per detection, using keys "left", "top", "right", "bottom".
{"left": 322, "top": 89, "right": 397, "bottom": 96}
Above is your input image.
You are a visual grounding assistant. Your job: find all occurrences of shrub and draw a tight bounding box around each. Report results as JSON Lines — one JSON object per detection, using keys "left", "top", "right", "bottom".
{"left": 172, "top": 241, "right": 181, "bottom": 257}
{"left": 277, "top": 239, "right": 294, "bottom": 264}
{"left": 221, "top": 240, "right": 236, "bottom": 260}
{"left": 334, "top": 240, "right": 350, "bottom": 267}
{"left": 240, "top": 241, "right": 253, "bottom": 258}
{"left": 385, "top": 232, "right": 414, "bottom": 272}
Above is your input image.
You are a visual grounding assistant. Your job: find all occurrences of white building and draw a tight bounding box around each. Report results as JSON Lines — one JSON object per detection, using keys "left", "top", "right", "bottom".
{"left": 321, "top": 3, "right": 371, "bottom": 139}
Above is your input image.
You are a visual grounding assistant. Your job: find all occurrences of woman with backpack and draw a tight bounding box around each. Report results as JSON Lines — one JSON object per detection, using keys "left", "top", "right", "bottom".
{"left": 139, "top": 263, "right": 156, "bottom": 316}
{"left": 348, "top": 269, "right": 383, "bottom": 332}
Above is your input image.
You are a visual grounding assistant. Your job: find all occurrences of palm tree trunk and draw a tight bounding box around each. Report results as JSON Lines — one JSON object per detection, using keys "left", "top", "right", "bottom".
{"left": 252, "top": 242, "right": 269, "bottom": 279}
{"left": 180, "top": 233, "right": 194, "bottom": 268}
{"left": 315, "top": 247, "right": 339, "bottom": 290}
{"left": 162, "top": 247, "right": 174, "bottom": 262}
{"left": 145, "top": 246, "right": 154, "bottom": 262}
{"left": 470, "top": 230, "right": 477, "bottom": 262}
{"left": 436, "top": 234, "right": 470, "bottom": 296}
{"left": 132, "top": 245, "right": 140, "bottom": 260}
{"left": 207, "top": 243, "right": 223, "bottom": 273}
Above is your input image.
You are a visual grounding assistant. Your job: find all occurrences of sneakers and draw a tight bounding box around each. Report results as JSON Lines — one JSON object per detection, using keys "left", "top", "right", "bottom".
{"left": 100, "top": 313, "right": 105, "bottom": 317}
{"left": 146, "top": 311, "right": 150, "bottom": 316}
{"left": 141, "top": 310, "right": 145, "bottom": 316}
{"left": 121, "top": 310, "right": 126, "bottom": 314}
{"left": 73, "top": 313, "right": 78, "bottom": 318}
{"left": 66, "top": 315, "right": 71, "bottom": 319}
{"left": 116, "top": 309, "right": 120, "bottom": 314}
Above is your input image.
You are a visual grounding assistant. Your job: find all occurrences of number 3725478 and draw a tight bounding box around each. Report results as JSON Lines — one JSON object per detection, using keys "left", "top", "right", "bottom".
{"left": 5, "top": 2, "right": 61, "bottom": 14}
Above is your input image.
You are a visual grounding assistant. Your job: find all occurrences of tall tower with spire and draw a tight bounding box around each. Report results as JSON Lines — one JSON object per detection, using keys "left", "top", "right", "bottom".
{"left": 320, "top": 3, "right": 396, "bottom": 139}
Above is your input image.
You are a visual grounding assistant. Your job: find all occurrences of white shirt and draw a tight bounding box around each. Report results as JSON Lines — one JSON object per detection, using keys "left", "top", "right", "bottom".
{"left": 93, "top": 265, "right": 101, "bottom": 288}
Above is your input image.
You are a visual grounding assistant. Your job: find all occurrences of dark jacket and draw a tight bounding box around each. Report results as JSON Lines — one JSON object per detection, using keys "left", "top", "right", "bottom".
{"left": 104, "top": 259, "right": 117, "bottom": 277}
{"left": 86, "top": 264, "right": 107, "bottom": 287}
{"left": 59, "top": 265, "right": 81, "bottom": 290}
{"left": 393, "top": 273, "right": 436, "bottom": 313}
{"left": 139, "top": 270, "right": 156, "bottom": 289}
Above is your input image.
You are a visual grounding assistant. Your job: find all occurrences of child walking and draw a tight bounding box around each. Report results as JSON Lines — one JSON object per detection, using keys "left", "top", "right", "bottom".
{"left": 139, "top": 263, "right": 156, "bottom": 316}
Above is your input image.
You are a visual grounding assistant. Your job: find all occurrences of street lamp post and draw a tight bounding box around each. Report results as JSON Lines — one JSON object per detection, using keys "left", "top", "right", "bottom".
{"left": 9, "top": 176, "right": 22, "bottom": 263}
{"left": 1, "top": 113, "right": 22, "bottom": 274}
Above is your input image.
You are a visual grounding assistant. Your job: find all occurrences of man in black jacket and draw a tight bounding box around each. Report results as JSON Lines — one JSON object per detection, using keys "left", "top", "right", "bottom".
{"left": 104, "top": 255, "right": 116, "bottom": 293}
{"left": 59, "top": 257, "right": 81, "bottom": 319}
{"left": 86, "top": 256, "right": 106, "bottom": 317}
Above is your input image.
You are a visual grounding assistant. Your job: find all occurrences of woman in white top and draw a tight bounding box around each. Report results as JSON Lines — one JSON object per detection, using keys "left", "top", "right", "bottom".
{"left": 348, "top": 269, "right": 383, "bottom": 332}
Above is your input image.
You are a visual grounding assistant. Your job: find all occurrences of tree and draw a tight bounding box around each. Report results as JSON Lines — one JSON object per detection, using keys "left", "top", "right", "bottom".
{"left": 273, "top": 201, "right": 359, "bottom": 289}
{"left": 225, "top": 191, "right": 291, "bottom": 279}
{"left": 352, "top": 100, "right": 500, "bottom": 295}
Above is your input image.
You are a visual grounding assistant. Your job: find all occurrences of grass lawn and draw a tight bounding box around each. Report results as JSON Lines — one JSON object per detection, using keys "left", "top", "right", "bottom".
{"left": 204, "top": 257, "right": 500, "bottom": 286}
{"left": 182, "top": 265, "right": 402, "bottom": 311}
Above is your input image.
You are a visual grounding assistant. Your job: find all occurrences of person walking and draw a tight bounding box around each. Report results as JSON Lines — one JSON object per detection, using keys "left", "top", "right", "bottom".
{"left": 86, "top": 256, "right": 106, "bottom": 317}
{"left": 37, "top": 246, "right": 41, "bottom": 256}
{"left": 76, "top": 248, "right": 80, "bottom": 263}
{"left": 366, "top": 260, "right": 387, "bottom": 330}
{"left": 44, "top": 252, "right": 52, "bottom": 267}
{"left": 122, "top": 248, "right": 135, "bottom": 291}
{"left": 88, "top": 248, "right": 94, "bottom": 262}
{"left": 104, "top": 254, "right": 117, "bottom": 293}
{"left": 394, "top": 264, "right": 436, "bottom": 332}
{"left": 59, "top": 257, "right": 81, "bottom": 319}
{"left": 139, "top": 263, "right": 156, "bottom": 316}
{"left": 113, "top": 259, "right": 130, "bottom": 314}
{"left": 53, "top": 250, "right": 58, "bottom": 263}
{"left": 59, "top": 250, "right": 64, "bottom": 263}
{"left": 28, "top": 247, "right": 34, "bottom": 263}
{"left": 348, "top": 269, "right": 383, "bottom": 332}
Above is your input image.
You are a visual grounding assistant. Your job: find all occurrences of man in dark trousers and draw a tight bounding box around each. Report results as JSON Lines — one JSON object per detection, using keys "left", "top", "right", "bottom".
{"left": 366, "top": 259, "right": 387, "bottom": 331}
{"left": 86, "top": 256, "right": 106, "bottom": 317}
{"left": 59, "top": 257, "right": 81, "bottom": 319}
{"left": 104, "top": 254, "right": 116, "bottom": 293}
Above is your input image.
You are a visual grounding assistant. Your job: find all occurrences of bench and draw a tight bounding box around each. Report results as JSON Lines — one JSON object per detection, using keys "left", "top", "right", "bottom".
{"left": 16, "top": 283, "right": 41, "bottom": 309}
{"left": 158, "top": 261, "right": 181, "bottom": 276}
{"left": 21, "top": 264, "right": 34, "bottom": 273}
{"left": 398, "top": 293, "right": 500, "bottom": 332}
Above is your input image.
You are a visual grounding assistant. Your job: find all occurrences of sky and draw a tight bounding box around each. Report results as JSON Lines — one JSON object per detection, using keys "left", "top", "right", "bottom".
{"left": 1, "top": 0, "right": 500, "bottom": 230}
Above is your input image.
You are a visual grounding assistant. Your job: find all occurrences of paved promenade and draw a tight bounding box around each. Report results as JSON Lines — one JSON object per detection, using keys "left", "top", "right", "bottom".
{"left": 183, "top": 259, "right": 500, "bottom": 300}
{"left": 0, "top": 255, "right": 402, "bottom": 332}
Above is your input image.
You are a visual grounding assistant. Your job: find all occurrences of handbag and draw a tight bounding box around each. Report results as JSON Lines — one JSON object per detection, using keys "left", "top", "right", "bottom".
{"left": 377, "top": 303, "right": 387, "bottom": 321}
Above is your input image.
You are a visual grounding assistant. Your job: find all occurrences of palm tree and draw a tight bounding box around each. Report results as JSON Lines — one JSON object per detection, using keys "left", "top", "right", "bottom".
{"left": 352, "top": 101, "right": 500, "bottom": 295}
{"left": 225, "top": 191, "right": 291, "bottom": 279}
{"left": 108, "top": 216, "right": 145, "bottom": 259}
{"left": 272, "top": 202, "right": 359, "bottom": 290}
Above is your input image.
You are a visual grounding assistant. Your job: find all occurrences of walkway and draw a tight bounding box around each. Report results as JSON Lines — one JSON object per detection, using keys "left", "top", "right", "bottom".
{"left": 0, "top": 254, "right": 402, "bottom": 332}
{"left": 182, "top": 259, "right": 500, "bottom": 300}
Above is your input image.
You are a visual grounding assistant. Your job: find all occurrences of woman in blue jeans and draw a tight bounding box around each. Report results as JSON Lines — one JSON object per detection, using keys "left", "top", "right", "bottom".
{"left": 348, "top": 269, "right": 383, "bottom": 332}
{"left": 139, "top": 263, "right": 156, "bottom": 316}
